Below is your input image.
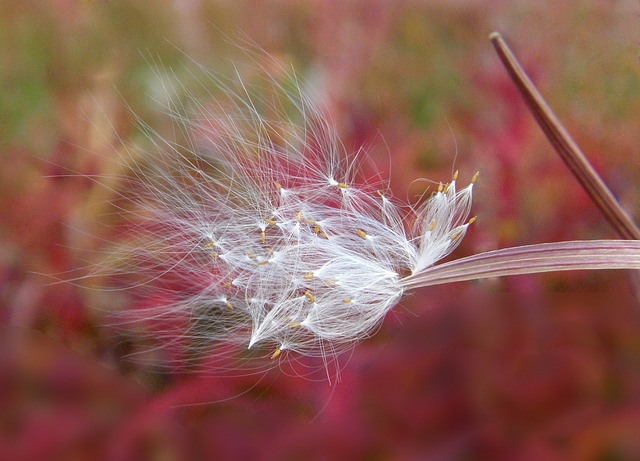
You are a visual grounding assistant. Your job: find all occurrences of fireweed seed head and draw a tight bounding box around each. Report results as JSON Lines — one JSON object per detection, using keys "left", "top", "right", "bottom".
{"left": 87, "top": 58, "right": 476, "bottom": 372}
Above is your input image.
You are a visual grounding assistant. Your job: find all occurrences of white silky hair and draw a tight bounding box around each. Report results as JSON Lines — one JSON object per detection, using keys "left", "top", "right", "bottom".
{"left": 97, "top": 56, "right": 475, "bottom": 368}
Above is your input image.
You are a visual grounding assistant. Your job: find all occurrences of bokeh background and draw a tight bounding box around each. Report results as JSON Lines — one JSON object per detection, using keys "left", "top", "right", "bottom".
{"left": 2, "top": 1, "right": 640, "bottom": 460}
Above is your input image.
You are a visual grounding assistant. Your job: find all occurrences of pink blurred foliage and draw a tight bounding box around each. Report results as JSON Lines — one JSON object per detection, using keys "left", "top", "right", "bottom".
{"left": 3, "top": 1, "right": 640, "bottom": 460}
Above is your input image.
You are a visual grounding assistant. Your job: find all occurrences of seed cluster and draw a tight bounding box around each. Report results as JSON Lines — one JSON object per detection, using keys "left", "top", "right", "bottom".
{"left": 114, "top": 69, "right": 475, "bottom": 362}
{"left": 191, "top": 176, "right": 410, "bottom": 358}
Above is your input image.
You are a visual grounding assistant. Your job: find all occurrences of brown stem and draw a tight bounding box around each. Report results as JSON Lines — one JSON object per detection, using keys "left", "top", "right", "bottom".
{"left": 489, "top": 32, "right": 640, "bottom": 240}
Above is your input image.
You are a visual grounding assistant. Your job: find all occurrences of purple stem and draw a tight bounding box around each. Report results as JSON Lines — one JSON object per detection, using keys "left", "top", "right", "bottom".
{"left": 402, "top": 240, "right": 640, "bottom": 289}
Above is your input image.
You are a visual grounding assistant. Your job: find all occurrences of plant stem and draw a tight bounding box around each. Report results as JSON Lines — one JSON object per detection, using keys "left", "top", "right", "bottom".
{"left": 489, "top": 32, "right": 640, "bottom": 240}
{"left": 401, "top": 240, "right": 640, "bottom": 289}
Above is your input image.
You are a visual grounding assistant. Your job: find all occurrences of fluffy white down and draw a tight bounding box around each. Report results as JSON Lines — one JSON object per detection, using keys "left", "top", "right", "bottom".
{"left": 112, "top": 65, "right": 475, "bottom": 360}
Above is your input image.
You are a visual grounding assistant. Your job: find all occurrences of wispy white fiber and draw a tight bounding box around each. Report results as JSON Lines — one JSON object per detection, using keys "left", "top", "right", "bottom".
{"left": 99, "top": 60, "right": 476, "bottom": 363}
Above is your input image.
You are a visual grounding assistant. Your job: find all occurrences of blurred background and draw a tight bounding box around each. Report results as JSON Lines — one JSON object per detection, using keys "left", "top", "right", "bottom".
{"left": 2, "top": 0, "right": 640, "bottom": 459}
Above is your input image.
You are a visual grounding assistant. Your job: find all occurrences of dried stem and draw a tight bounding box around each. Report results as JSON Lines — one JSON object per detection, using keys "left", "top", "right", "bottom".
{"left": 489, "top": 32, "right": 640, "bottom": 240}
{"left": 401, "top": 240, "right": 640, "bottom": 289}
